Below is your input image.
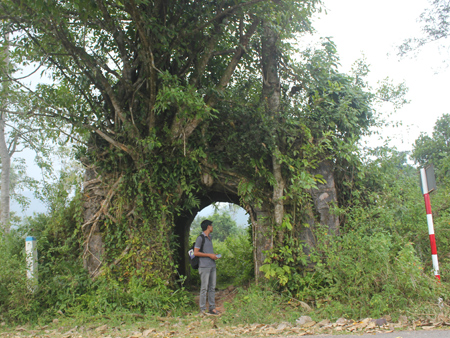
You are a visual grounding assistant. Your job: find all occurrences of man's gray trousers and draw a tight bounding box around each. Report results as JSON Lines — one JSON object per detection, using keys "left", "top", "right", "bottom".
{"left": 199, "top": 266, "right": 216, "bottom": 311}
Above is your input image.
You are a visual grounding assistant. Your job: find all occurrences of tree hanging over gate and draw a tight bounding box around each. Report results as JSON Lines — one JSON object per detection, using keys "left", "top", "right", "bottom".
{"left": 1, "top": 0, "right": 386, "bottom": 285}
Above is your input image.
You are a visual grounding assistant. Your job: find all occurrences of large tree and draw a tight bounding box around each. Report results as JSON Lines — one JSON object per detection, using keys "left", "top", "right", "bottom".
{"left": 1, "top": 0, "right": 382, "bottom": 284}
{"left": 0, "top": 26, "right": 42, "bottom": 232}
{"left": 0, "top": 22, "right": 70, "bottom": 233}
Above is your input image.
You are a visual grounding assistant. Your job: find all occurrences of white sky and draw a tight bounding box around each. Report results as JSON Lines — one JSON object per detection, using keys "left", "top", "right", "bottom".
{"left": 313, "top": 0, "right": 449, "bottom": 152}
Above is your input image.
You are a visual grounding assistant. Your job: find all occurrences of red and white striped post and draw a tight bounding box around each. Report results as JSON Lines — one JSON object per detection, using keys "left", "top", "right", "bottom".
{"left": 420, "top": 167, "right": 440, "bottom": 281}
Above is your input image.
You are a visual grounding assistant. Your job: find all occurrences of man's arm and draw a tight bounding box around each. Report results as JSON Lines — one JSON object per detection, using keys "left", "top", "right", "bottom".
{"left": 194, "top": 247, "right": 218, "bottom": 260}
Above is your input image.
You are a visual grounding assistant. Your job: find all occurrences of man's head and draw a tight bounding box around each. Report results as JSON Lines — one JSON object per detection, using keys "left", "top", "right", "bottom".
{"left": 201, "top": 219, "right": 213, "bottom": 232}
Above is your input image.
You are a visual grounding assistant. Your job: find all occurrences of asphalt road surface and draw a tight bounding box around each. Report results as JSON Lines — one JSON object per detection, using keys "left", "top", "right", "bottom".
{"left": 289, "top": 329, "right": 450, "bottom": 337}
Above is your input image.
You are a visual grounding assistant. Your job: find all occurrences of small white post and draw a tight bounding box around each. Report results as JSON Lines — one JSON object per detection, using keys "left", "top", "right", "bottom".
{"left": 25, "top": 236, "right": 38, "bottom": 287}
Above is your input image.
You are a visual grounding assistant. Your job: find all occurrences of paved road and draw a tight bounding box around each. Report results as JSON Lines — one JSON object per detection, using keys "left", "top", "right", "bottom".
{"left": 342, "top": 330, "right": 450, "bottom": 337}
{"left": 282, "top": 329, "right": 450, "bottom": 338}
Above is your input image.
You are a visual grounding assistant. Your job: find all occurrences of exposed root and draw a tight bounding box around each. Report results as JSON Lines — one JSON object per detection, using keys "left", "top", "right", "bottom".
{"left": 82, "top": 174, "right": 124, "bottom": 276}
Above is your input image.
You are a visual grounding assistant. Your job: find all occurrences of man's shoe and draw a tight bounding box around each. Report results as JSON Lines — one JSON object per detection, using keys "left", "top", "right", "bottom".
{"left": 209, "top": 309, "right": 221, "bottom": 315}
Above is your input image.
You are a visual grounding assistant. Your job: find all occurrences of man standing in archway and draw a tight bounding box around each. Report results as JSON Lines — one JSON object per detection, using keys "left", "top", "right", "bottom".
{"left": 194, "top": 219, "right": 221, "bottom": 315}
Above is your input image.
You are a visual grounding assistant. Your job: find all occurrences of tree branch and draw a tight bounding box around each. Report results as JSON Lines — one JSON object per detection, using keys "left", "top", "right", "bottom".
{"left": 212, "top": 17, "right": 260, "bottom": 97}
{"left": 190, "top": 22, "right": 223, "bottom": 87}
{"left": 171, "top": 16, "right": 260, "bottom": 140}
{"left": 94, "top": 0, "right": 134, "bottom": 85}
{"left": 10, "top": 22, "right": 102, "bottom": 119}
{"left": 192, "top": 0, "right": 266, "bottom": 36}
{"left": 94, "top": 129, "right": 136, "bottom": 160}
{"left": 212, "top": 48, "right": 238, "bottom": 56}
{"left": 124, "top": 0, "right": 162, "bottom": 133}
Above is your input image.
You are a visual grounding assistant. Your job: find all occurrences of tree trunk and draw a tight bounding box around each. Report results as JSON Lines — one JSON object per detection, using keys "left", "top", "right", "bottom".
{"left": 0, "top": 31, "right": 11, "bottom": 233}
{"left": 272, "top": 152, "right": 285, "bottom": 242}
{"left": 310, "top": 160, "right": 340, "bottom": 235}
{"left": 81, "top": 166, "right": 105, "bottom": 276}
{"left": 262, "top": 21, "right": 285, "bottom": 242}
{"left": 247, "top": 20, "right": 286, "bottom": 280}
{"left": 0, "top": 117, "right": 11, "bottom": 233}
{"left": 247, "top": 203, "right": 273, "bottom": 284}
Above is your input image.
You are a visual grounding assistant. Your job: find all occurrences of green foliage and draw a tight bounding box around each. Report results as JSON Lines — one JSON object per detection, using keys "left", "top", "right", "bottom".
{"left": 5, "top": 159, "right": 39, "bottom": 213}
{"left": 154, "top": 71, "right": 216, "bottom": 121}
{"left": 261, "top": 217, "right": 450, "bottom": 320}
{"left": 0, "top": 229, "right": 34, "bottom": 323}
{"left": 0, "top": 183, "right": 91, "bottom": 322}
{"left": 0, "top": 219, "right": 194, "bottom": 324}
{"left": 260, "top": 235, "right": 308, "bottom": 287}
{"left": 258, "top": 145, "right": 450, "bottom": 319}
{"left": 221, "top": 285, "right": 293, "bottom": 325}
{"left": 214, "top": 233, "right": 254, "bottom": 287}
{"left": 190, "top": 207, "right": 245, "bottom": 242}
{"left": 308, "top": 225, "right": 441, "bottom": 319}
{"left": 0, "top": 176, "right": 195, "bottom": 323}
{"left": 412, "top": 113, "right": 450, "bottom": 182}
{"left": 290, "top": 39, "right": 375, "bottom": 141}
{"left": 75, "top": 275, "right": 194, "bottom": 316}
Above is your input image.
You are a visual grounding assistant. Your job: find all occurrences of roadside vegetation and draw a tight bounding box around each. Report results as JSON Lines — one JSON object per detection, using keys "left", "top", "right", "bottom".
{"left": 1, "top": 116, "right": 450, "bottom": 332}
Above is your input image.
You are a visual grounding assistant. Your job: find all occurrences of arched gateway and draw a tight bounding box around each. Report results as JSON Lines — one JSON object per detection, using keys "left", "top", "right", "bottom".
{"left": 82, "top": 160, "right": 340, "bottom": 282}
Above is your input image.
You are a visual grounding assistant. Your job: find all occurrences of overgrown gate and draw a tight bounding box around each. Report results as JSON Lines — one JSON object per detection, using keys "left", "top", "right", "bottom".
{"left": 82, "top": 160, "right": 340, "bottom": 282}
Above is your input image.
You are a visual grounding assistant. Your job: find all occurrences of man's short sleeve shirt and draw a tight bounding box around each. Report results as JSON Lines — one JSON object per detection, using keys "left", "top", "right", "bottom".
{"left": 194, "top": 233, "right": 215, "bottom": 268}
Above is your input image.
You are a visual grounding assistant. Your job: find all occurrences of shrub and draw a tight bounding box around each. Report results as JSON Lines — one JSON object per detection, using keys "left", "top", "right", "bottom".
{"left": 214, "top": 233, "right": 254, "bottom": 286}
{"left": 221, "top": 285, "right": 291, "bottom": 325}
{"left": 259, "top": 147, "right": 450, "bottom": 319}
{"left": 76, "top": 275, "right": 195, "bottom": 316}
{"left": 0, "top": 195, "right": 91, "bottom": 323}
{"left": 277, "top": 209, "right": 450, "bottom": 320}
{"left": 0, "top": 190, "right": 195, "bottom": 323}
{"left": 0, "top": 229, "right": 39, "bottom": 323}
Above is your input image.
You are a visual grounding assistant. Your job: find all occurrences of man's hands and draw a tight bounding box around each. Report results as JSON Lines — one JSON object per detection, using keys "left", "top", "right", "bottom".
{"left": 210, "top": 253, "right": 220, "bottom": 260}
{"left": 194, "top": 248, "right": 221, "bottom": 260}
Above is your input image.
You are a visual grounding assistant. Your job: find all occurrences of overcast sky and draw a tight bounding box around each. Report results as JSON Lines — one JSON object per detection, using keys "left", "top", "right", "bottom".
{"left": 313, "top": 0, "right": 449, "bottom": 152}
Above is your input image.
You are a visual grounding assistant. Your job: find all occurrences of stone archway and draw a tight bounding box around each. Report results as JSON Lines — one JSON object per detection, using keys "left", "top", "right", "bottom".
{"left": 82, "top": 160, "right": 340, "bottom": 282}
